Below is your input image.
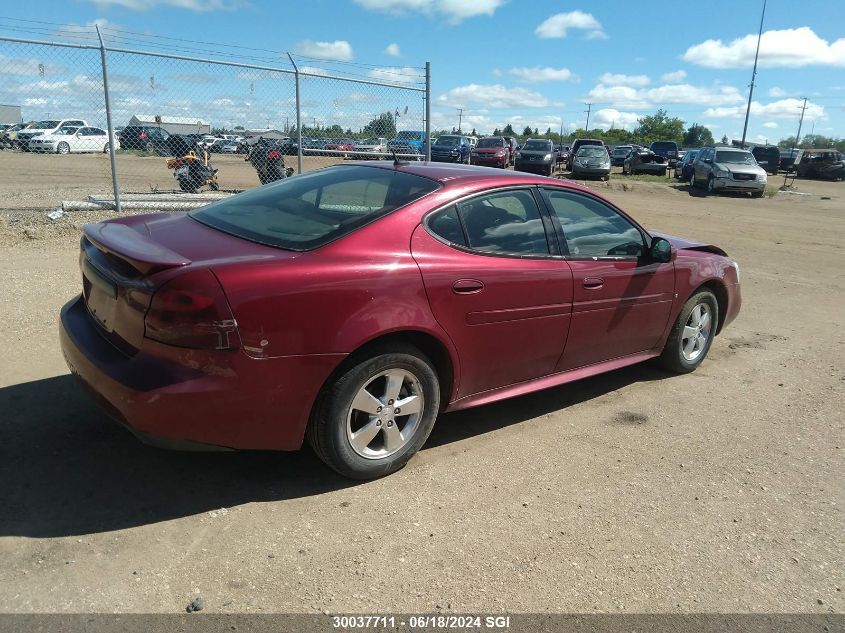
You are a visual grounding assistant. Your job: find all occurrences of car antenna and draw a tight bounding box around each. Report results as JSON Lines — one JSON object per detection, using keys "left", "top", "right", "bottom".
{"left": 391, "top": 150, "right": 408, "bottom": 167}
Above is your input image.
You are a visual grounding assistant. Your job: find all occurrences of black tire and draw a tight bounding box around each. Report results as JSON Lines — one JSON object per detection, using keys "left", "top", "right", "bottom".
{"left": 178, "top": 178, "right": 197, "bottom": 194}
{"left": 752, "top": 190, "right": 764, "bottom": 198}
{"left": 656, "top": 289, "right": 719, "bottom": 374}
{"left": 209, "top": 181, "right": 219, "bottom": 191}
{"left": 103, "top": 143, "right": 110, "bottom": 154}
{"left": 307, "top": 343, "right": 441, "bottom": 479}
{"left": 706, "top": 176, "right": 716, "bottom": 195}
{"left": 56, "top": 142, "right": 70, "bottom": 155}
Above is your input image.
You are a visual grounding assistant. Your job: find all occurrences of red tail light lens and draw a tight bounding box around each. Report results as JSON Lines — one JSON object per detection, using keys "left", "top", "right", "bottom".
{"left": 139, "top": 132, "right": 148, "bottom": 139}
{"left": 144, "top": 269, "right": 240, "bottom": 350}
{"left": 267, "top": 150, "right": 281, "bottom": 160}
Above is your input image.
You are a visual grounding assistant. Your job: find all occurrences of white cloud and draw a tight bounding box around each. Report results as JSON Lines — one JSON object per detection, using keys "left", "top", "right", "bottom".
{"left": 682, "top": 27, "right": 845, "bottom": 69}
{"left": 353, "top": 0, "right": 504, "bottom": 23}
{"left": 767, "top": 87, "right": 789, "bottom": 97}
{"left": 438, "top": 84, "right": 553, "bottom": 109}
{"left": 87, "top": 0, "right": 238, "bottom": 10}
{"left": 702, "top": 98, "right": 825, "bottom": 120}
{"left": 367, "top": 67, "right": 422, "bottom": 84}
{"left": 598, "top": 73, "right": 650, "bottom": 87}
{"left": 592, "top": 108, "right": 641, "bottom": 130}
{"left": 588, "top": 82, "right": 745, "bottom": 109}
{"left": 295, "top": 40, "right": 354, "bottom": 61}
{"left": 661, "top": 70, "right": 687, "bottom": 83}
{"left": 762, "top": 121, "right": 778, "bottom": 128}
{"left": 384, "top": 43, "right": 401, "bottom": 57}
{"left": 535, "top": 11, "right": 606, "bottom": 40}
{"left": 507, "top": 67, "right": 578, "bottom": 83}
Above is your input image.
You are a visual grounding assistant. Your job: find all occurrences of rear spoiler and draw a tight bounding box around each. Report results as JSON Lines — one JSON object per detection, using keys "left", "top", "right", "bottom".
{"left": 83, "top": 222, "right": 191, "bottom": 275}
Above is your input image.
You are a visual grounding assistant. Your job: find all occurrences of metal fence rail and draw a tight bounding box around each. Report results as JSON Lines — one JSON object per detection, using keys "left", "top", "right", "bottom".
{"left": 0, "top": 31, "right": 431, "bottom": 212}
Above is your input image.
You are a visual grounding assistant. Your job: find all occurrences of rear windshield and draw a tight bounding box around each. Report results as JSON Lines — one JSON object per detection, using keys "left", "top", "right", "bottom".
{"left": 396, "top": 131, "right": 422, "bottom": 140}
{"left": 578, "top": 147, "right": 607, "bottom": 157}
{"left": 612, "top": 147, "right": 631, "bottom": 156}
{"left": 190, "top": 165, "right": 440, "bottom": 251}
{"left": 651, "top": 142, "right": 678, "bottom": 150}
{"left": 522, "top": 140, "right": 552, "bottom": 151}
{"left": 436, "top": 136, "right": 462, "bottom": 146}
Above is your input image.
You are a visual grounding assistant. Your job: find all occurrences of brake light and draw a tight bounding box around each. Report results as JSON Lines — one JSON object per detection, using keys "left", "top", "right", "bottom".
{"left": 144, "top": 269, "right": 240, "bottom": 350}
{"left": 139, "top": 132, "right": 147, "bottom": 139}
{"left": 267, "top": 150, "right": 281, "bottom": 160}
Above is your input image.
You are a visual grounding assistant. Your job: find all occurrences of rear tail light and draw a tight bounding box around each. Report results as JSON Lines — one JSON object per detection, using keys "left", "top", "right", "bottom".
{"left": 139, "top": 132, "right": 147, "bottom": 139}
{"left": 144, "top": 269, "right": 240, "bottom": 350}
{"left": 267, "top": 150, "right": 281, "bottom": 160}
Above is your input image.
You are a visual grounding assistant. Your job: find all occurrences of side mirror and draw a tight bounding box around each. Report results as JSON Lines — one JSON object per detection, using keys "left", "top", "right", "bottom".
{"left": 650, "top": 237, "right": 672, "bottom": 263}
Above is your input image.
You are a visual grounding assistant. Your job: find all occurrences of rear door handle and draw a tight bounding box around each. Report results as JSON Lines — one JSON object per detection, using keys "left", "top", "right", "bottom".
{"left": 452, "top": 279, "right": 484, "bottom": 294}
{"left": 583, "top": 277, "right": 604, "bottom": 289}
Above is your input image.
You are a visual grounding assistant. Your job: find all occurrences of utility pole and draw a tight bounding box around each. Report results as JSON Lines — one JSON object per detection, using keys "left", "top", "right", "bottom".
{"left": 740, "top": 0, "right": 767, "bottom": 148}
{"left": 584, "top": 103, "right": 592, "bottom": 132}
{"left": 457, "top": 108, "right": 463, "bottom": 134}
{"left": 785, "top": 97, "right": 808, "bottom": 187}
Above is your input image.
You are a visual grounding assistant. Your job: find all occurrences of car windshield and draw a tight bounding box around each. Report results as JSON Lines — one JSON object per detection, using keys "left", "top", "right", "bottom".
{"left": 436, "top": 136, "right": 462, "bottom": 146}
{"left": 396, "top": 131, "right": 421, "bottom": 140}
{"left": 715, "top": 150, "right": 756, "bottom": 165}
{"left": 190, "top": 165, "right": 440, "bottom": 251}
{"left": 477, "top": 138, "right": 504, "bottom": 148}
{"left": 651, "top": 142, "right": 677, "bottom": 150}
{"left": 522, "top": 141, "right": 551, "bottom": 151}
{"left": 613, "top": 147, "right": 631, "bottom": 156}
{"left": 578, "top": 147, "right": 607, "bottom": 158}
{"left": 33, "top": 120, "right": 60, "bottom": 129}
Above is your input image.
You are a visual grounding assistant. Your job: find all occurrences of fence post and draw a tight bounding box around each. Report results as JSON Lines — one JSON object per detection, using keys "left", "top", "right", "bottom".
{"left": 287, "top": 53, "right": 302, "bottom": 174}
{"left": 425, "top": 61, "right": 431, "bottom": 162}
{"left": 95, "top": 25, "right": 121, "bottom": 213}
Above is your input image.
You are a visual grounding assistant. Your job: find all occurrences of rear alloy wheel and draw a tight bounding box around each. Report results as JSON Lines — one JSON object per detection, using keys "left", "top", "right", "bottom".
{"left": 657, "top": 290, "right": 718, "bottom": 373}
{"left": 56, "top": 142, "right": 70, "bottom": 155}
{"left": 307, "top": 343, "right": 440, "bottom": 479}
{"left": 707, "top": 176, "right": 716, "bottom": 195}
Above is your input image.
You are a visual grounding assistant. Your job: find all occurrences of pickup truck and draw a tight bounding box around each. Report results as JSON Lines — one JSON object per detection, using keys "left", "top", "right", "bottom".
{"left": 387, "top": 130, "right": 426, "bottom": 158}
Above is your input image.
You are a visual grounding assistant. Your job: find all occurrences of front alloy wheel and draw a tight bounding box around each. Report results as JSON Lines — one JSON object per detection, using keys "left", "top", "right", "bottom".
{"left": 657, "top": 290, "right": 719, "bottom": 373}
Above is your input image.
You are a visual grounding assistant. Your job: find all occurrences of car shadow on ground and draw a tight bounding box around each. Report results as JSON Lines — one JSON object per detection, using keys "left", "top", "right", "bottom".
{"left": 0, "top": 364, "right": 670, "bottom": 538}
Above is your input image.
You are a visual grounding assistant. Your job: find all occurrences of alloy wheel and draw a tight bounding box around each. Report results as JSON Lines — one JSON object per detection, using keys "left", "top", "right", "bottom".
{"left": 680, "top": 303, "right": 713, "bottom": 362}
{"left": 346, "top": 369, "right": 424, "bottom": 459}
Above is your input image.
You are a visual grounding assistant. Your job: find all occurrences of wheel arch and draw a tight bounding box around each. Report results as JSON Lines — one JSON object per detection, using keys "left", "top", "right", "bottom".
{"left": 695, "top": 279, "right": 729, "bottom": 335}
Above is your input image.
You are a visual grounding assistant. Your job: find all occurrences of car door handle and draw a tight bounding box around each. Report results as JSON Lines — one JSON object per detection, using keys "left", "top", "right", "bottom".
{"left": 452, "top": 279, "right": 484, "bottom": 294}
{"left": 583, "top": 277, "right": 604, "bottom": 289}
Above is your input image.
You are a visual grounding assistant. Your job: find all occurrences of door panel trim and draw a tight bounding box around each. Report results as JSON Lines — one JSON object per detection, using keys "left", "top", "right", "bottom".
{"left": 466, "top": 302, "right": 572, "bottom": 325}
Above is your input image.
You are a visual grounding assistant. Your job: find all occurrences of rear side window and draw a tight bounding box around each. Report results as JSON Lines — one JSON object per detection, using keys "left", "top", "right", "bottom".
{"left": 191, "top": 165, "right": 439, "bottom": 251}
{"left": 456, "top": 189, "right": 549, "bottom": 256}
{"left": 428, "top": 205, "right": 467, "bottom": 247}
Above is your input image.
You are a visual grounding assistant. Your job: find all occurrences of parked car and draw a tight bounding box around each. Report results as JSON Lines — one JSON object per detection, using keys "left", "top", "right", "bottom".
{"left": 119, "top": 126, "right": 172, "bottom": 154}
{"left": 430, "top": 135, "right": 471, "bottom": 164}
{"left": 60, "top": 161, "right": 741, "bottom": 479}
{"left": 168, "top": 134, "right": 206, "bottom": 157}
{"left": 778, "top": 148, "right": 799, "bottom": 172}
{"left": 691, "top": 146, "right": 767, "bottom": 197}
{"left": 28, "top": 125, "right": 115, "bottom": 154}
{"left": 555, "top": 144, "right": 570, "bottom": 165}
{"left": 0, "top": 122, "right": 32, "bottom": 149}
{"left": 568, "top": 138, "right": 604, "bottom": 170}
{"left": 570, "top": 145, "right": 611, "bottom": 180}
{"left": 470, "top": 136, "right": 510, "bottom": 169}
{"left": 324, "top": 139, "right": 356, "bottom": 157}
{"left": 611, "top": 145, "right": 633, "bottom": 167}
{"left": 650, "top": 141, "right": 680, "bottom": 167}
{"left": 622, "top": 149, "right": 667, "bottom": 176}
{"left": 793, "top": 149, "right": 845, "bottom": 180}
{"left": 16, "top": 118, "right": 88, "bottom": 150}
{"left": 674, "top": 150, "right": 699, "bottom": 180}
{"left": 503, "top": 136, "right": 519, "bottom": 166}
{"left": 514, "top": 138, "right": 556, "bottom": 176}
{"left": 350, "top": 138, "right": 387, "bottom": 159}
{"left": 749, "top": 145, "right": 781, "bottom": 175}
{"left": 387, "top": 130, "right": 426, "bottom": 158}
{"left": 217, "top": 140, "right": 240, "bottom": 154}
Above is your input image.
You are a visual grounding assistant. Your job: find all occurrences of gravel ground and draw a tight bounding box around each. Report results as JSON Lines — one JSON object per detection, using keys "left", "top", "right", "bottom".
{"left": 0, "top": 176, "right": 842, "bottom": 615}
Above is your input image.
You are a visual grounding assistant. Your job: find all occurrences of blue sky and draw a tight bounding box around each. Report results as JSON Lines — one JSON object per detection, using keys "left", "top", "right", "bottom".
{"left": 1, "top": 0, "right": 843, "bottom": 142}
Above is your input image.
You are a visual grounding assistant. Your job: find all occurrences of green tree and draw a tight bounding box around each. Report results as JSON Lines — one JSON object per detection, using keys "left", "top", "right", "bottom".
{"left": 501, "top": 123, "right": 515, "bottom": 136}
{"left": 522, "top": 125, "right": 533, "bottom": 136}
{"left": 362, "top": 112, "right": 397, "bottom": 139}
{"left": 683, "top": 123, "right": 715, "bottom": 147}
{"left": 720, "top": 134, "right": 729, "bottom": 145}
{"left": 492, "top": 127, "right": 502, "bottom": 136}
{"left": 470, "top": 128, "right": 477, "bottom": 136}
{"left": 633, "top": 109, "right": 685, "bottom": 145}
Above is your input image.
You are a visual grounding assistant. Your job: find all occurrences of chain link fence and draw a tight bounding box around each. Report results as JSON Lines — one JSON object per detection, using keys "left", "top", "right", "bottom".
{"left": 0, "top": 29, "right": 430, "bottom": 212}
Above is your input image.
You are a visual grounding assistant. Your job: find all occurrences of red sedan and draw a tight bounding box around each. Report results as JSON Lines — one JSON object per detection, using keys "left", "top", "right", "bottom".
{"left": 60, "top": 162, "right": 741, "bottom": 479}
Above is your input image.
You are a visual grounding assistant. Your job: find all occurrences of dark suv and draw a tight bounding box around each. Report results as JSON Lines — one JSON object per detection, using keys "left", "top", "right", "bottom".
{"left": 749, "top": 145, "right": 781, "bottom": 175}
{"left": 119, "top": 126, "right": 171, "bottom": 153}
{"left": 649, "top": 141, "right": 680, "bottom": 167}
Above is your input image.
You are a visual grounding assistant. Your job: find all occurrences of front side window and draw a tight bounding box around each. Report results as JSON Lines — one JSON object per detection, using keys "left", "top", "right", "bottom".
{"left": 544, "top": 189, "right": 645, "bottom": 258}
{"left": 191, "top": 165, "right": 439, "bottom": 251}
{"left": 456, "top": 189, "right": 549, "bottom": 256}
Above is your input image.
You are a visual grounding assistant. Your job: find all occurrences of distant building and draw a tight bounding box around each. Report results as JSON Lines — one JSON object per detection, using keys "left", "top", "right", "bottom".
{"left": 0, "top": 104, "right": 23, "bottom": 125}
{"left": 244, "top": 128, "right": 289, "bottom": 140}
{"left": 125, "top": 114, "right": 211, "bottom": 135}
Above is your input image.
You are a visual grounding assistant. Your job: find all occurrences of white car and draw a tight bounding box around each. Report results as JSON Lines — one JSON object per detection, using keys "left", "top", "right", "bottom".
{"left": 28, "top": 126, "right": 115, "bottom": 154}
{"left": 351, "top": 137, "right": 387, "bottom": 159}
{"left": 16, "top": 118, "right": 88, "bottom": 149}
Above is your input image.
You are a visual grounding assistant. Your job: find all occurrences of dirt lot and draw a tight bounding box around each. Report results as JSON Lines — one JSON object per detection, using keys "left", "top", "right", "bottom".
{"left": 0, "top": 169, "right": 842, "bottom": 616}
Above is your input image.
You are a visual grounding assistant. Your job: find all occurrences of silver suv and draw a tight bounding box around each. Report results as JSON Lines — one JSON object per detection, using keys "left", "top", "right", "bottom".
{"left": 691, "top": 146, "right": 767, "bottom": 197}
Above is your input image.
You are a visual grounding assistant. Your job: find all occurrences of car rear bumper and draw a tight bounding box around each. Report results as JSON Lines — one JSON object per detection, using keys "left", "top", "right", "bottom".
{"left": 60, "top": 295, "right": 344, "bottom": 451}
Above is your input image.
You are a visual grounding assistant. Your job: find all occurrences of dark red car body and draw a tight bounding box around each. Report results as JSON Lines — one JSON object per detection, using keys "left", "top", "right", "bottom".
{"left": 470, "top": 137, "right": 510, "bottom": 169}
{"left": 60, "top": 162, "right": 741, "bottom": 453}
